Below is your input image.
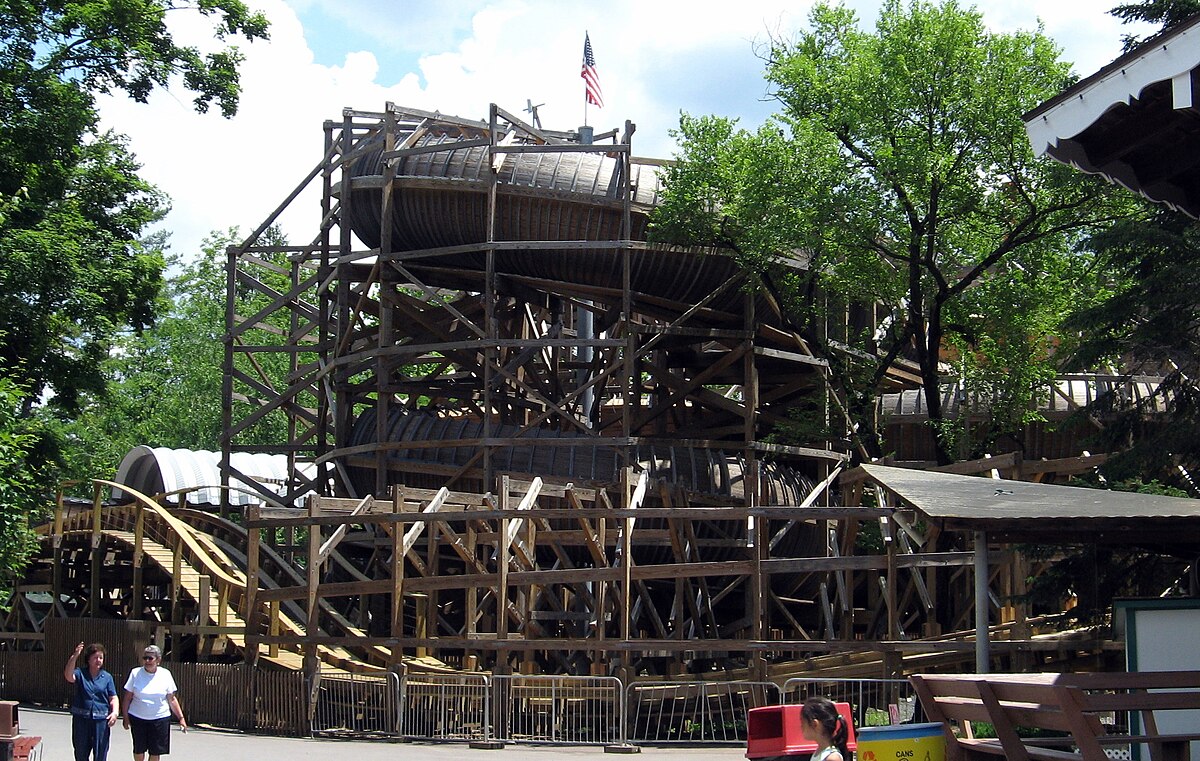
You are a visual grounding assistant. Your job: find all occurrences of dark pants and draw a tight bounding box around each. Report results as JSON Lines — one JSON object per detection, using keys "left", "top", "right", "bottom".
{"left": 71, "top": 715, "right": 110, "bottom": 761}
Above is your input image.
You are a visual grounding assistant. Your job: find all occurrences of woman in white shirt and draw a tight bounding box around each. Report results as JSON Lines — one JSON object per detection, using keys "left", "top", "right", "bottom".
{"left": 120, "top": 645, "right": 187, "bottom": 761}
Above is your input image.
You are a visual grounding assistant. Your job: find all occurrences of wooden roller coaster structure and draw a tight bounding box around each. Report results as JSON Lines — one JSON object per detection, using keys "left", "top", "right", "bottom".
{"left": 4, "top": 104, "right": 1127, "bottom": 682}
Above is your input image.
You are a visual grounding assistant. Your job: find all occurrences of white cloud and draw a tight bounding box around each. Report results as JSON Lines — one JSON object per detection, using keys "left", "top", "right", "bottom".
{"left": 95, "top": 0, "right": 1147, "bottom": 260}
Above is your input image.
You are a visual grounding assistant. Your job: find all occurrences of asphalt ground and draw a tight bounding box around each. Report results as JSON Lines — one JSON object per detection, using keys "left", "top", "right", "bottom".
{"left": 19, "top": 705, "right": 749, "bottom": 761}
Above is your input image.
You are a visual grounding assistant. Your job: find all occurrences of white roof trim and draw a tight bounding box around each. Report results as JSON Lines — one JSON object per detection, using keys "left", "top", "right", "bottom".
{"left": 1025, "top": 25, "right": 1200, "bottom": 156}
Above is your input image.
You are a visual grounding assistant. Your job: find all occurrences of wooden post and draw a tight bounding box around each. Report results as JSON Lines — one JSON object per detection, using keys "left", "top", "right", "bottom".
{"left": 216, "top": 582, "right": 230, "bottom": 654}
{"left": 484, "top": 105, "right": 498, "bottom": 488}
{"left": 245, "top": 505, "right": 260, "bottom": 666}
{"left": 52, "top": 488, "right": 65, "bottom": 619}
{"left": 375, "top": 108, "right": 396, "bottom": 497}
{"left": 197, "top": 574, "right": 212, "bottom": 660}
{"left": 426, "top": 497, "right": 440, "bottom": 649}
{"left": 171, "top": 535, "right": 183, "bottom": 625}
{"left": 745, "top": 286, "right": 765, "bottom": 678}
{"left": 268, "top": 600, "right": 280, "bottom": 658}
{"left": 391, "top": 486, "right": 405, "bottom": 667}
{"left": 89, "top": 482, "right": 103, "bottom": 617}
{"left": 132, "top": 502, "right": 145, "bottom": 620}
{"left": 414, "top": 594, "right": 428, "bottom": 658}
{"left": 497, "top": 475, "right": 510, "bottom": 642}
{"left": 466, "top": 516, "right": 478, "bottom": 640}
{"left": 886, "top": 526, "right": 899, "bottom": 640}
{"left": 305, "top": 495, "right": 321, "bottom": 676}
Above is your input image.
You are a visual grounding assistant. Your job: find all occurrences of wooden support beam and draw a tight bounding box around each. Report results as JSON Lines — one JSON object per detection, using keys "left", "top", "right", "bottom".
{"left": 317, "top": 494, "right": 373, "bottom": 565}
{"left": 245, "top": 505, "right": 261, "bottom": 665}
{"left": 390, "top": 487, "right": 406, "bottom": 665}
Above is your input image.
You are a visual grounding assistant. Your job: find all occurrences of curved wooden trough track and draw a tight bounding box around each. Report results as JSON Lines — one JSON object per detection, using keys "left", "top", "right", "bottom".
{"left": 28, "top": 483, "right": 456, "bottom": 674}
{"left": 338, "top": 110, "right": 796, "bottom": 328}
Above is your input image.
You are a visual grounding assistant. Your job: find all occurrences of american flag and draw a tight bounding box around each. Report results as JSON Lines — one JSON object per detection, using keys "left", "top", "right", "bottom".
{"left": 581, "top": 33, "right": 604, "bottom": 108}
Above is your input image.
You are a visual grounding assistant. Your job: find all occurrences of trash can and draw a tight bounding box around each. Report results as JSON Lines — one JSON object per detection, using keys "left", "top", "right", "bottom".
{"left": 856, "top": 722, "right": 946, "bottom": 761}
{"left": 746, "top": 702, "right": 858, "bottom": 761}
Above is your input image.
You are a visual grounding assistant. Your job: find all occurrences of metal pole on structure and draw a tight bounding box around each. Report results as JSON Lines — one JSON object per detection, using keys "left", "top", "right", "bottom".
{"left": 576, "top": 125, "right": 594, "bottom": 425}
{"left": 975, "top": 530, "right": 989, "bottom": 673}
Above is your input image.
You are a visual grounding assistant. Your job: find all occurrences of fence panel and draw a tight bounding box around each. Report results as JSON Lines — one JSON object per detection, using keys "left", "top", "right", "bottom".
{"left": 781, "top": 677, "right": 920, "bottom": 727}
{"left": 398, "top": 673, "right": 490, "bottom": 742}
{"left": 312, "top": 670, "right": 399, "bottom": 737}
{"left": 252, "top": 667, "right": 308, "bottom": 736}
{"left": 167, "top": 662, "right": 250, "bottom": 730}
{"left": 0, "top": 652, "right": 55, "bottom": 705}
{"left": 626, "top": 681, "right": 780, "bottom": 744}
{"left": 493, "top": 674, "right": 622, "bottom": 745}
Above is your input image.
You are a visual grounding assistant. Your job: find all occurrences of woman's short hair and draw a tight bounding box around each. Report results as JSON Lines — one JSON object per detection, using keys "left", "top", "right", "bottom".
{"left": 143, "top": 644, "right": 162, "bottom": 659}
{"left": 84, "top": 643, "right": 105, "bottom": 660}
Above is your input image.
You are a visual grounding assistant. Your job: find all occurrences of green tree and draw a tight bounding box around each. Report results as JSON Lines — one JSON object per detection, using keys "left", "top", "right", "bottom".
{"left": 1111, "top": 0, "right": 1200, "bottom": 48}
{"left": 1, "top": 0, "right": 270, "bottom": 117}
{"left": 0, "top": 0, "right": 270, "bottom": 584}
{"left": 0, "top": 372, "right": 48, "bottom": 592}
{"left": 0, "top": 0, "right": 270, "bottom": 414}
{"left": 1065, "top": 208, "right": 1200, "bottom": 483}
{"left": 0, "top": 132, "right": 167, "bottom": 413}
{"left": 653, "top": 0, "right": 1132, "bottom": 463}
{"left": 1060, "top": 3, "right": 1200, "bottom": 486}
{"left": 51, "top": 228, "right": 295, "bottom": 482}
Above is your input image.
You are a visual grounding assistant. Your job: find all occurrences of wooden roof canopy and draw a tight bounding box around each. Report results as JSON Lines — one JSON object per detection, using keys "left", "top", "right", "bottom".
{"left": 1024, "top": 14, "right": 1200, "bottom": 217}
{"left": 858, "top": 464, "right": 1200, "bottom": 548}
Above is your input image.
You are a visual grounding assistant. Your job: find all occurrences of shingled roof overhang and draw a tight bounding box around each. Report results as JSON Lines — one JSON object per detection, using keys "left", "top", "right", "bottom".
{"left": 858, "top": 464, "right": 1200, "bottom": 548}
{"left": 1023, "top": 14, "right": 1200, "bottom": 218}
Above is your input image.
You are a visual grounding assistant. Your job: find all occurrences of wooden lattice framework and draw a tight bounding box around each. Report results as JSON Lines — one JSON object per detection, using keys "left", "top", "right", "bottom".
{"left": 207, "top": 104, "right": 1127, "bottom": 678}
{"left": 220, "top": 102, "right": 846, "bottom": 512}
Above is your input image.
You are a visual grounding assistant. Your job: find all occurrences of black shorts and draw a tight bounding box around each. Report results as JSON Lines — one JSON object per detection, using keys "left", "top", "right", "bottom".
{"left": 129, "top": 715, "right": 172, "bottom": 755}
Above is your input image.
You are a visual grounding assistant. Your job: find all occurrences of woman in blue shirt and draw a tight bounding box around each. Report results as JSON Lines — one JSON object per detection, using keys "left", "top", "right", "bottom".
{"left": 64, "top": 641, "right": 119, "bottom": 761}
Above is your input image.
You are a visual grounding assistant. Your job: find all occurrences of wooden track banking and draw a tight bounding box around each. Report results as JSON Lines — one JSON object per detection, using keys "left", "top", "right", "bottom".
{"left": 38, "top": 482, "right": 455, "bottom": 674}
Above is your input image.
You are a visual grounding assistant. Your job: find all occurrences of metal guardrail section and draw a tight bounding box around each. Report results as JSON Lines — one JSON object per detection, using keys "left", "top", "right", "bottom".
{"left": 782, "top": 677, "right": 919, "bottom": 727}
{"left": 399, "top": 673, "right": 491, "bottom": 742}
{"left": 169, "top": 662, "right": 252, "bottom": 730}
{"left": 312, "top": 670, "right": 399, "bottom": 737}
{"left": 492, "top": 674, "right": 623, "bottom": 745}
{"left": 626, "top": 681, "right": 781, "bottom": 744}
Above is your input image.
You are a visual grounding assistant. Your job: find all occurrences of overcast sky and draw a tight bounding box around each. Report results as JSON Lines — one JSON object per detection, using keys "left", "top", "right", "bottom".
{"left": 95, "top": 0, "right": 1154, "bottom": 259}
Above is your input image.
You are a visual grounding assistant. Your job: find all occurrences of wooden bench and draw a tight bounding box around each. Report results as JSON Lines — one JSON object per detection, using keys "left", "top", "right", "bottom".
{"left": 910, "top": 672, "right": 1200, "bottom": 761}
{"left": 0, "top": 735, "right": 41, "bottom": 761}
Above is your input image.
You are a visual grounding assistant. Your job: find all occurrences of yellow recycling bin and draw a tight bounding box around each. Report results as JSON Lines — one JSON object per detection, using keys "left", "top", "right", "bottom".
{"left": 855, "top": 723, "right": 946, "bottom": 761}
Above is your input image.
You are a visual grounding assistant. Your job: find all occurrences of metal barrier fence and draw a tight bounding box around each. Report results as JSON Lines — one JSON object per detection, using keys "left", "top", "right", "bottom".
{"left": 492, "top": 674, "right": 623, "bottom": 745}
{"left": 312, "top": 670, "right": 399, "bottom": 737}
{"left": 399, "top": 672, "right": 491, "bottom": 742}
{"left": 626, "top": 681, "right": 781, "bottom": 744}
{"left": 782, "top": 677, "right": 919, "bottom": 727}
{"left": 0, "top": 644, "right": 918, "bottom": 746}
{"left": 169, "top": 662, "right": 251, "bottom": 730}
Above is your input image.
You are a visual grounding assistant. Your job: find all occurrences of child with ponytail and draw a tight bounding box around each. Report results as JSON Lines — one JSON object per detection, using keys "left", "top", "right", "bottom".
{"left": 800, "top": 696, "right": 851, "bottom": 761}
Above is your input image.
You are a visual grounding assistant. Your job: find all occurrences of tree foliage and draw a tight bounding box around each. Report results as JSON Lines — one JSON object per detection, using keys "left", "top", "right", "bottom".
{"left": 0, "top": 132, "right": 167, "bottom": 413}
{"left": 1, "top": 0, "right": 270, "bottom": 117}
{"left": 0, "top": 0, "right": 270, "bottom": 584}
{"left": 653, "top": 0, "right": 1132, "bottom": 463}
{"left": 0, "top": 1, "right": 269, "bottom": 415}
{"left": 1111, "top": 0, "right": 1200, "bottom": 48}
{"left": 0, "top": 373, "right": 49, "bottom": 592}
{"left": 1064, "top": 209, "right": 1200, "bottom": 482}
{"left": 50, "top": 228, "right": 294, "bottom": 484}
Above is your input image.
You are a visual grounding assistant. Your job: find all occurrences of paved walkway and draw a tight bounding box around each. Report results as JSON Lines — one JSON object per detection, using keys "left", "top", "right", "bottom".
{"left": 20, "top": 706, "right": 747, "bottom": 761}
